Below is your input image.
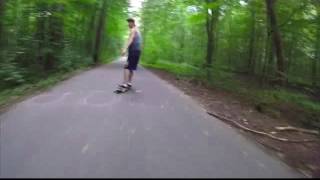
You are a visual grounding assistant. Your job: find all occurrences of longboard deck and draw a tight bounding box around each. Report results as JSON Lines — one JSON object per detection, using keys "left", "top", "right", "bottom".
{"left": 114, "top": 86, "right": 131, "bottom": 94}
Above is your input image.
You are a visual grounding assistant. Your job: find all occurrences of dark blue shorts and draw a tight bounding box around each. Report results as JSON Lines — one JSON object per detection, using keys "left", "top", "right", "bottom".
{"left": 125, "top": 50, "right": 141, "bottom": 71}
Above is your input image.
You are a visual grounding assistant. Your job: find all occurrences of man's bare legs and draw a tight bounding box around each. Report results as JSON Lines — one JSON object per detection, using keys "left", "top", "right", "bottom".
{"left": 128, "top": 70, "right": 134, "bottom": 84}
{"left": 115, "top": 69, "right": 131, "bottom": 93}
{"left": 123, "top": 69, "right": 133, "bottom": 85}
{"left": 123, "top": 69, "right": 129, "bottom": 84}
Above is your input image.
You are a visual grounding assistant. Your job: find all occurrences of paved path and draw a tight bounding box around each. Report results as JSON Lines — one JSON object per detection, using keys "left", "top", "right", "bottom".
{"left": 0, "top": 59, "right": 302, "bottom": 178}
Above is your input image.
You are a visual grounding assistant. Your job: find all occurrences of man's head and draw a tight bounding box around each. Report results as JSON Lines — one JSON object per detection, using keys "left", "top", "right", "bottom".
{"left": 127, "top": 18, "right": 135, "bottom": 29}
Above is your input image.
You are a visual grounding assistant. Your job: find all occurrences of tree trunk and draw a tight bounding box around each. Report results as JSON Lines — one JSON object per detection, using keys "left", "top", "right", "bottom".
{"left": 179, "top": 32, "right": 185, "bottom": 63}
{"left": 262, "top": 5, "right": 271, "bottom": 84}
{"left": 262, "top": 13, "right": 275, "bottom": 86}
{"left": 0, "top": 0, "right": 4, "bottom": 22}
{"left": 205, "top": 0, "right": 219, "bottom": 79}
{"left": 248, "top": 2, "right": 256, "bottom": 74}
{"left": 0, "top": 0, "right": 6, "bottom": 48}
{"left": 85, "top": 9, "right": 97, "bottom": 55}
{"left": 286, "top": 33, "right": 297, "bottom": 84}
{"left": 312, "top": 4, "right": 320, "bottom": 88}
{"left": 227, "top": 17, "right": 233, "bottom": 67}
{"left": 256, "top": 33, "right": 264, "bottom": 76}
{"left": 35, "top": 1, "right": 48, "bottom": 70}
{"left": 265, "top": 0, "right": 286, "bottom": 85}
{"left": 45, "top": 3, "right": 64, "bottom": 71}
{"left": 206, "top": 11, "right": 214, "bottom": 67}
{"left": 93, "top": 0, "right": 108, "bottom": 64}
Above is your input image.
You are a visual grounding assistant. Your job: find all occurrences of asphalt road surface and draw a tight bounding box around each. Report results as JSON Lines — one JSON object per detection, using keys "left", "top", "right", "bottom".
{"left": 0, "top": 59, "right": 303, "bottom": 178}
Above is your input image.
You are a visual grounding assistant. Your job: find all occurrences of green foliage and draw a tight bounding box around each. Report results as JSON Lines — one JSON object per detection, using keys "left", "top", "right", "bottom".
{"left": 57, "top": 44, "right": 93, "bottom": 72}
{"left": 256, "top": 89, "right": 320, "bottom": 112}
{"left": 0, "top": 0, "right": 128, "bottom": 90}
{"left": 140, "top": 0, "right": 320, "bottom": 128}
{"left": 0, "top": 0, "right": 129, "bottom": 109}
{"left": 142, "top": 61, "right": 201, "bottom": 78}
{"left": 0, "top": 62, "right": 26, "bottom": 86}
{"left": 0, "top": 67, "right": 89, "bottom": 108}
{"left": 141, "top": 0, "right": 320, "bottom": 87}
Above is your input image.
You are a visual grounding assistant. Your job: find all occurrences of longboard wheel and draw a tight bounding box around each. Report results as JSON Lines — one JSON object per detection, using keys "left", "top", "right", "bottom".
{"left": 114, "top": 87, "right": 130, "bottom": 94}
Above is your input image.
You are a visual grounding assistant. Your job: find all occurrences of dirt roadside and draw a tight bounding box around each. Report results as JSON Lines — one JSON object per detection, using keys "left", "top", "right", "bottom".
{"left": 148, "top": 68, "right": 320, "bottom": 178}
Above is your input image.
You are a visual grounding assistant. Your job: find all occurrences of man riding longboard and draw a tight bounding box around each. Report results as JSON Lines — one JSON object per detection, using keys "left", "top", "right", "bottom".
{"left": 114, "top": 18, "right": 142, "bottom": 94}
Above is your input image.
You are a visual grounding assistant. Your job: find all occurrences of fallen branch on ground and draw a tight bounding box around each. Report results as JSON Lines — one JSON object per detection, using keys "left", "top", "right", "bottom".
{"left": 207, "top": 111, "right": 317, "bottom": 143}
{"left": 275, "top": 126, "right": 319, "bottom": 135}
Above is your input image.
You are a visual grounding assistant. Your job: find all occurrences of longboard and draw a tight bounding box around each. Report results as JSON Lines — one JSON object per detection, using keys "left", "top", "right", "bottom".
{"left": 114, "top": 86, "right": 131, "bottom": 94}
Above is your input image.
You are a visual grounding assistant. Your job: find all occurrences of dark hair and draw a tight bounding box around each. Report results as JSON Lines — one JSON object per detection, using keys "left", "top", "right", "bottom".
{"left": 126, "top": 18, "right": 135, "bottom": 23}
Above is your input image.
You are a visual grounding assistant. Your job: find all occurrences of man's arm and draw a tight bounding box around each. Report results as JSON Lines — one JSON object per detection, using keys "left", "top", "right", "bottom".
{"left": 122, "top": 28, "right": 136, "bottom": 55}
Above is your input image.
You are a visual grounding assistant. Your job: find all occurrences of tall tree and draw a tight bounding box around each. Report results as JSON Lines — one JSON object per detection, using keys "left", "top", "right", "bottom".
{"left": 205, "top": 0, "right": 220, "bottom": 79}
{"left": 85, "top": 8, "right": 97, "bottom": 55}
{"left": 312, "top": 1, "right": 320, "bottom": 88}
{"left": 93, "top": 0, "right": 108, "bottom": 64}
{"left": 205, "top": 0, "right": 219, "bottom": 68}
{"left": 35, "top": 1, "right": 48, "bottom": 70}
{"left": 266, "top": 0, "right": 286, "bottom": 85}
{"left": 45, "top": 2, "right": 64, "bottom": 71}
{"left": 247, "top": 0, "right": 257, "bottom": 74}
{"left": 0, "top": 0, "right": 6, "bottom": 48}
